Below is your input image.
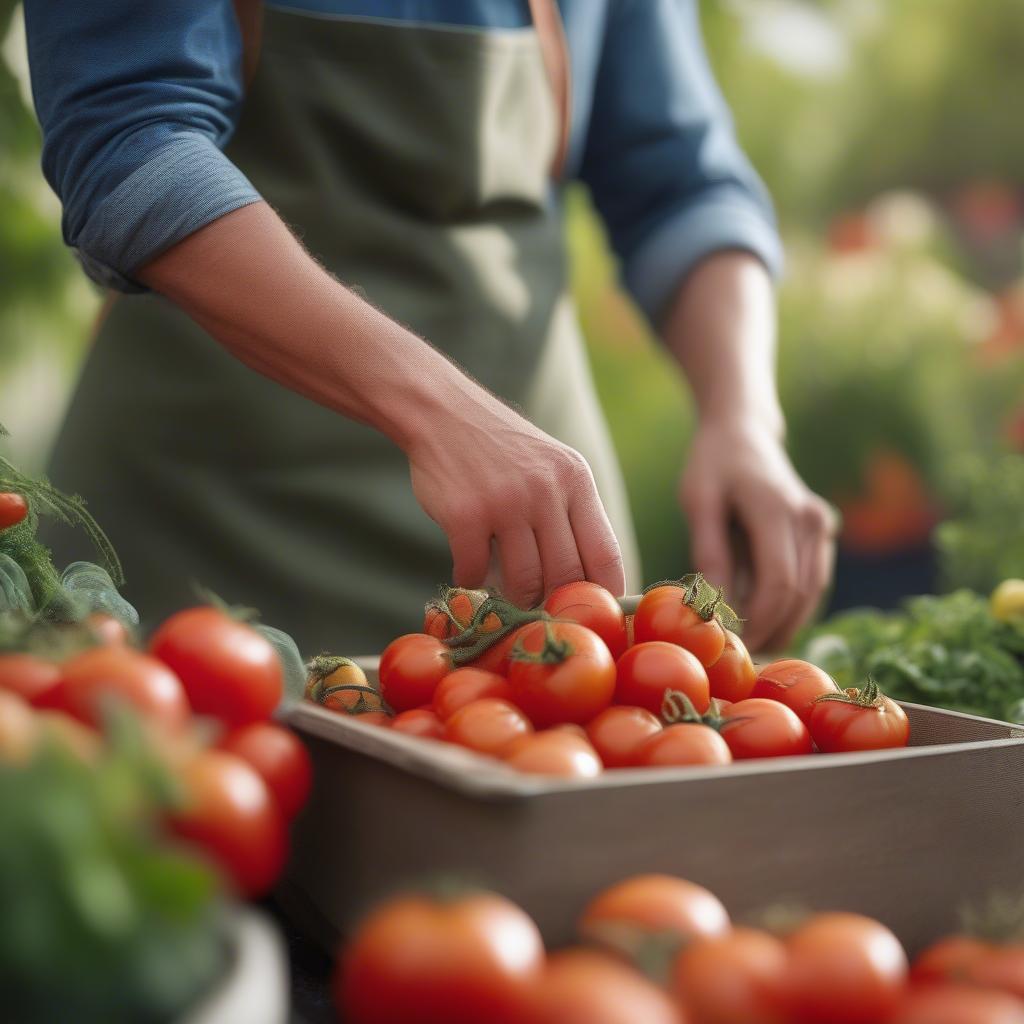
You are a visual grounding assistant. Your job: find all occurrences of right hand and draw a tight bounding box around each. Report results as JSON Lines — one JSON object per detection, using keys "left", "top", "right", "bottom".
{"left": 407, "top": 400, "right": 625, "bottom": 609}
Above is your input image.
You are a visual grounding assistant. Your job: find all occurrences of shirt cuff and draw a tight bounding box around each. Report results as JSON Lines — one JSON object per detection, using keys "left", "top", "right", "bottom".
{"left": 622, "top": 190, "right": 785, "bottom": 324}
{"left": 73, "top": 134, "right": 262, "bottom": 293}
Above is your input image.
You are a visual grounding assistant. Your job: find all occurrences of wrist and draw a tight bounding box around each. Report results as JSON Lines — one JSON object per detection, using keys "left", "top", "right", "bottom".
{"left": 696, "top": 393, "right": 785, "bottom": 443}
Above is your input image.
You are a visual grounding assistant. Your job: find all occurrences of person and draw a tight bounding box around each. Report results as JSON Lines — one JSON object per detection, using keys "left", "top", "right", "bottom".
{"left": 23, "top": 0, "right": 835, "bottom": 655}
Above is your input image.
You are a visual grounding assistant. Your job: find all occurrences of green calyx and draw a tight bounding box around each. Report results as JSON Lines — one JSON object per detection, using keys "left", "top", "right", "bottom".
{"left": 320, "top": 684, "right": 392, "bottom": 716}
{"left": 660, "top": 690, "right": 743, "bottom": 732}
{"left": 643, "top": 573, "right": 741, "bottom": 632}
{"left": 813, "top": 677, "right": 887, "bottom": 709}
{"left": 961, "top": 890, "right": 1024, "bottom": 944}
{"left": 440, "top": 592, "right": 549, "bottom": 666}
{"left": 508, "top": 618, "right": 572, "bottom": 666}
{"left": 581, "top": 921, "right": 685, "bottom": 988}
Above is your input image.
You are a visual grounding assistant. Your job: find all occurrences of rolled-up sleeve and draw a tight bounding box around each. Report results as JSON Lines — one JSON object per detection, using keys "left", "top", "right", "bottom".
{"left": 24, "top": 0, "right": 261, "bottom": 291}
{"left": 577, "top": 0, "right": 783, "bottom": 325}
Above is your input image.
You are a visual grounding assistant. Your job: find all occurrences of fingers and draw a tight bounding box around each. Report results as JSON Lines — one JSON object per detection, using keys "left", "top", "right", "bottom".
{"left": 739, "top": 504, "right": 802, "bottom": 654}
{"left": 743, "top": 497, "right": 837, "bottom": 652}
{"left": 534, "top": 507, "right": 587, "bottom": 594}
{"left": 449, "top": 521, "right": 492, "bottom": 590}
{"left": 567, "top": 478, "right": 625, "bottom": 597}
{"left": 684, "top": 486, "right": 734, "bottom": 598}
{"left": 497, "top": 524, "right": 544, "bottom": 608}
{"left": 787, "top": 500, "right": 838, "bottom": 640}
{"left": 440, "top": 441, "right": 623, "bottom": 605}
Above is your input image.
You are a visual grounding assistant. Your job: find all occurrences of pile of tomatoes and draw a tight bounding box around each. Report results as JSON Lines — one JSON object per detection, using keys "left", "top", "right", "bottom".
{"left": 334, "top": 873, "right": 1024, "bottom": 1024}
{"left": 0, "top": 605, "right": 311, "bottom": 897}
{"left": 306, "top": 580, "right": 909, "bottom": 776}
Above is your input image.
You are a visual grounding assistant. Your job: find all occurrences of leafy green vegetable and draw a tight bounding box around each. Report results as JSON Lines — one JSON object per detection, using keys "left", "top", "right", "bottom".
{"left": 0, "top": 552, "right": 34, "bottom": 615}
{"left": 936, "top": 454, "right": 1024, "bottom": 593}
{"left": 0, "top": 719, "right": 227, "bottom": 1023}
{"left": 61, "top": 561, "right": 139, "bottom": 626}
{"left": 256, "top": 623, "right": 307, "bottom": 703}
{"left": 801, "top": 590, "right": 1024, "bottom": 723}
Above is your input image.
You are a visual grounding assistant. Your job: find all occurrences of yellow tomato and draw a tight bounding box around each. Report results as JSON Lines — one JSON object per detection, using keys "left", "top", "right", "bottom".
{"left": 990, "top": 579, "right": 1024, "bottom": 623}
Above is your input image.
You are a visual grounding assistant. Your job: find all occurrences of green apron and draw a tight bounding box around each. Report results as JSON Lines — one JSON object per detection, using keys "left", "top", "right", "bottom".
{"left": 46, "top": 7, "right": 640, "bottom": 654}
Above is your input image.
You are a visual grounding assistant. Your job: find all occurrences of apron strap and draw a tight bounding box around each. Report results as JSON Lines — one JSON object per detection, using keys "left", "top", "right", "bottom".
{"left": 527, "top": 0, "right": 573, "bottom": 181}
{"left": 233, "top": 0, "right": 264, "bottom": 88}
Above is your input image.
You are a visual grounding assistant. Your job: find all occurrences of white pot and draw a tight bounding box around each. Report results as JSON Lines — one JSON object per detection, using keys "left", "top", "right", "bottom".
{"left": 181, "top": 907, "right": 290, "bottom": 1024}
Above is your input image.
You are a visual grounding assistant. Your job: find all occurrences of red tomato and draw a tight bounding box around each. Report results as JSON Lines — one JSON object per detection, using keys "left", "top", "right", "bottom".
{"left": 169, "top": 749, "right": 288, "bottom": 897}
{"left": 968, "top": 946, "right": 1024, "bottom": 1000}
{"left": 150, "top": 607, "right": 283, "bottom": 726}
{"left": 218, "top": 721, "right": 313, "bottom": 819}
{"left": 424, "top": 588, "right": 489, "bottom": 640}
{"left": 527, "top": 948, "right": 685, "bottom": 1024}
{"left": 506, "top": 621, "right": 615, "bottom": 727}
{"left": 719, "top": 698, "right": 813, "bottom": 759}
{"left": 391, "top": 707, "right": 446, "bottom": 740}
{"left": 890, "top": 985, "right": 1024, "bottom": 1024}
{"left": 638, "top": 723, "right": 733, "bottom": 767}
{"left": 502, "top": 730, "right": 602, "bottom": 778}
{"left": 585, "top": 706, "right": 661, "bottom": 768}
{"left": 0, "top": 690, "right": 37, "bottom": 764}
{"left": 808, "top": 685, "right": 910, "bottom": 753}
{"left": 785, "top": 912, "right": 908, "bottom": 1024}
{"left": 86, "top": 612, "right": 131, "bottom": 646}
{"left": 674, "top": 927, "right": 789, "bottom": 1024}
{"left": 336, "top": 891, "right": 544, "bottom": 1024}
{"left": 0, "top": 492, "right": 28, "bottom": 529}
{"left": 751, "top": 659, "right": 838, "bottom": 725}
{"left": 379, "top": 634, "right": 453, "bottom": 713}
{"left": 433, "top": 668, "right": 513, "bottom": 721}
{"left": 580, "top": 874, "right": 730, "bottom": 942}
{"left": 544, "top": 582, "right": 628, "bottom": 659}
{"left": 633, "top": 585, "right": 726, "bottom": 667}
{"left": 45, "top": 646, "right": 189, "bottom": 731}
{"left": 554, "top": 723, "right": 589, "bottom": 739}
{"left": 706, "top": 630, "right": 757, "bottom": 703}
{"left": 0, "top": 653, "right": 61, "bottom": 704}
{"left": 614, "top": 642, "right": 710, "bottom": 717}
{"left": 913, "top": 935, "right": 992, "bottom": 986}
{"left": 446, "top": 698, "right": 532, "bottom": 756}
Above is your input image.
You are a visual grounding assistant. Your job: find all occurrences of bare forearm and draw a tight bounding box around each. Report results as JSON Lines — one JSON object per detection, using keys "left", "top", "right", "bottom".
{"left": 137, "top": 201, "right": 625, "bottom": 603}
{"left": 137, "top": 202, "right": 489, "bottom": 454}
{"left": 662, "top": 250, "right": 784, "bottom": 439}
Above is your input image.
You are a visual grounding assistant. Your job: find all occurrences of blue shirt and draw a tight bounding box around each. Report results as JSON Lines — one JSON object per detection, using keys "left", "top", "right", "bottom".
{"left": 23, "top": 0, "right": 781, "bottom": 322}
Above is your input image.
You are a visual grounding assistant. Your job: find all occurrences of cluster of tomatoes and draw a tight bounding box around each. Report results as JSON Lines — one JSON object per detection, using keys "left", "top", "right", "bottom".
{"left": 0, "top": 605, "right": 311, "bottom": 897}
{"left": 307, "top": 580, "right": 909, "bottom": 775}
{"left": 334, "top": 872, "right": 1024, "bottom": 1024}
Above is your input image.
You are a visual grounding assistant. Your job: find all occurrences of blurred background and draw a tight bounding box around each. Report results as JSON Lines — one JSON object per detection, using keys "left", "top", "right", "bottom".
{"left": 3, "top": 0, "right": 1024, "bottom": 614}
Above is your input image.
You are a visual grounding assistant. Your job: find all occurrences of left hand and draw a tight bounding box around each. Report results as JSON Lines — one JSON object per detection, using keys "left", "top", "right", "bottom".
{"left": 679, "top": 418, "right": 837, "bottom": 653}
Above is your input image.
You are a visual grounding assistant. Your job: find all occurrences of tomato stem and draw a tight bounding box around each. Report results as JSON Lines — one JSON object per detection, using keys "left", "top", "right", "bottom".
{"left": 642, "top": 573, "right": 741, "bottom": 631}
{"left": 317, "top": 683, "right": 393, "bottom": 716}
{"left": 508, "top": 618, "right": 574, "bottom": 665}
{"left": 813, "top": 676, "right": 887, "bottom": 709}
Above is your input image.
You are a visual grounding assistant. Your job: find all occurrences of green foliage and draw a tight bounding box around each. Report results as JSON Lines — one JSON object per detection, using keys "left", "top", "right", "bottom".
{"left": 776, "top": 233, "right": 1024, "bottom": 505}
{"left": 0, "top": 720, "right": 227, "bottom": 1024}
{"left": 801, "top": 589, "right": 1024, "bottom": 723}
{"left": 935, "top": 454, "right": 1024, "bottom": 593}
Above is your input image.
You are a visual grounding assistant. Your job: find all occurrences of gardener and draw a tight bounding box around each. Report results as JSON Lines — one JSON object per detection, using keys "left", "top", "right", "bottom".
{"left": 24, "top": 0, "right": 834, "bottom": 654}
